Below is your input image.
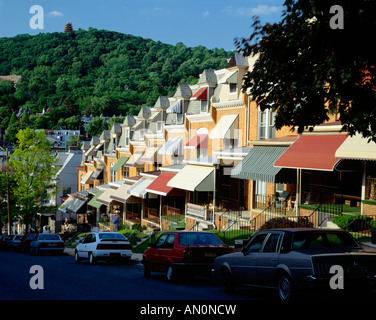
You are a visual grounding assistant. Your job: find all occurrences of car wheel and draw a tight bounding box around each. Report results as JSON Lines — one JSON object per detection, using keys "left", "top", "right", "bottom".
{"left": 278, "top": 274, "right": 294, "bottom": 301}
{"left": 89, "top": 252, "right": 96, "bottom": 265}
{"left": 166, "top": 265, "right": 176, "bottom": 282}
{"left": 222, "top": 268, "right": 235, "bottom": 293}
{"left": 74, "top": 251, "right": 81, "bottom": 264}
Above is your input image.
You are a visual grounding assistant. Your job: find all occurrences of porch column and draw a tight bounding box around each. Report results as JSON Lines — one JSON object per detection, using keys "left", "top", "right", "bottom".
{"left": 361, "top": 160, "right": 366, "bottom": 215}
{"left": 296, "top": 169, "right": 301, "bottom": 216}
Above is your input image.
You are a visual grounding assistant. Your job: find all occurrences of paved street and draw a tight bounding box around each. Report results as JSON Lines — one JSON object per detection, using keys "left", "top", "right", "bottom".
{"left": 0, "top": 250, "right": 271, "bottom": 301}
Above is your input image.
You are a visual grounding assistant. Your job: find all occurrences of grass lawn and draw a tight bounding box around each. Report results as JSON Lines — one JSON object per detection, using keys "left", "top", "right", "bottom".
{"left": 298, "top": 203, "right": 361, "bottom": 215}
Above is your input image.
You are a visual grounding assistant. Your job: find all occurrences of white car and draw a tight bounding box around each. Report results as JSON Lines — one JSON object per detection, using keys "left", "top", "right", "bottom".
{"left": 74, "top": 232, "right": 132, "bottom": 264}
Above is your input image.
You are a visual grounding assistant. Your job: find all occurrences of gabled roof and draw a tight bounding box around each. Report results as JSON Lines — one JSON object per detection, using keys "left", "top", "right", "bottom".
{"left": 198, "top": 69, "right": 217, "bottom": 85}
{"left": 174, "top": 84, "right": 192, "bottom": 99}
{"left": 154, "top": 96, "right": 170, "bottom": 110}
{"left": 226, "top": 52, "right": 248, "bottom": 69}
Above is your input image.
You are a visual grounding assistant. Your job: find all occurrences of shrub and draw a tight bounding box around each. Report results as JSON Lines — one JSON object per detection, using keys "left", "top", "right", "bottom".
{"left": 259, "top": 217, "right": 313, "bottom": 230}
{"left": 333, "top": 215, "right": 375, "bottom": 231}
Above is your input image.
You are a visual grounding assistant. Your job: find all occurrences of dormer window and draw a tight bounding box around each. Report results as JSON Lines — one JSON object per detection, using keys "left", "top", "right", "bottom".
{"left": 229, "top": 83, "right": 237, "bottom": 93}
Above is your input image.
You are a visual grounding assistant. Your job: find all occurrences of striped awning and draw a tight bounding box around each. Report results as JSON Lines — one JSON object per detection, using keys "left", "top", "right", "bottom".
{"left": 166, "top": 100, "right": 182, "bottom": 113}
{"left": 231, "top": 146, "right": 295, "bottom": 183}
{"left": 59, "top": 196, "right": 86, "bottom": 213}
{"left": 158, "top": 136, "right": 183, "bottom": 155}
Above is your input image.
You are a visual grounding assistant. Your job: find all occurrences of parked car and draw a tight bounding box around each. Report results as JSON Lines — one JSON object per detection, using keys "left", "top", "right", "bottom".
{"left": 143, "top": 231, "right": 234, "bottom": 281}
{"left": 9, "top": 234, "right": 25, "bottom": 252}
{"left": 213, "top": 228, "right": 376, "bottom": 301}
{"left": 74, "top": 232, "right": 132, "bottom": 264}
{"left": 0, "top": 235, "right": 12, "bottom": 250}
{"left": 0, "top": 235, "right": 14, "bottom": 250}
{"left": 30, "top": 233, "right": 65, "bottom": 255}
{"left": 20, "top": 233, "right": 39, "bottom": 253}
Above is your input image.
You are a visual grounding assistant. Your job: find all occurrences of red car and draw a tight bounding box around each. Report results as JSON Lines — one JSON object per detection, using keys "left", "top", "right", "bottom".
{"left": 19, "top": 233, "right": 39, "bottom": 253}
{"left": 142, "top": 231, "right": 234, "bottom": 281}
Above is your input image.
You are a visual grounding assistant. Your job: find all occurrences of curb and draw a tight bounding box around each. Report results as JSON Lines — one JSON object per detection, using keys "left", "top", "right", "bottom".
{"left": 63, "top": 248, "right": 143, "bottom": 262}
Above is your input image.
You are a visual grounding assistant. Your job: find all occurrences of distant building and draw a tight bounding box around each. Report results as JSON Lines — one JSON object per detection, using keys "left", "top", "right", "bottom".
{"left": 0, "top": 75, "right": 25, "bottom": 85}
{"left": 64, "top": 22, "right": 73, "bottom": 33}
{"left": 36, "top": 129, "right": 81, "bottom": 151}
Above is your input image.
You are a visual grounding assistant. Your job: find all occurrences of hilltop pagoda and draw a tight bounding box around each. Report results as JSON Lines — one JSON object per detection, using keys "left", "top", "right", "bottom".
{"left": 64, "top": 22, "right": 73, "bottom": 33}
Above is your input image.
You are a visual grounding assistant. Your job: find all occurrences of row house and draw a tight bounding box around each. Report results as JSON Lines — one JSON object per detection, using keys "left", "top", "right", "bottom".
{"left": 59, "top": 51, "right": 376, "bottom": 235}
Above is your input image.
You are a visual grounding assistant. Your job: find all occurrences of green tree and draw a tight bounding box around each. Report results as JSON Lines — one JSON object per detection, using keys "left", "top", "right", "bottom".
{"left": 9, "top": 128, "right": 58, "bottom": 232}
{"left": 86, "top": 116, "right": 108, "bottom": 136}
{"left": 236, "top": 0, "right": 376, "bottom": 141}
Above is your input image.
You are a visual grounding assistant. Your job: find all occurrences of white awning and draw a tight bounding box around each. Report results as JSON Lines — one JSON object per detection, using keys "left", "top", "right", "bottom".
{"left": 127, "top": 178, "right": 154, "bottom": 199}
{"left": 158, "top": 136, "right": 183, "bottom": 155}
{"left": 81, "top": 171, "right": 93, "bottom": 184}
{"left": 209, "top": 114, "right": 238, "bottom": 139}
{"left": 167, "top": 164, "right": 214, "bottom": 192}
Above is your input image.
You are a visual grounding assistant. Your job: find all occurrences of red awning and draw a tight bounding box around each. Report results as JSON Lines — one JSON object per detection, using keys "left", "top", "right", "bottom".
{"left": 145, "top": 173, "right": 184, "bottom": 196}
{"left": 274, "top": 134, "right": 348, "bottom": 171}
{"left": 185, "top": 134, "right": 208, "bottom": 149}
{"left": 191, "top": 87, "right": 207, "bottom": 100}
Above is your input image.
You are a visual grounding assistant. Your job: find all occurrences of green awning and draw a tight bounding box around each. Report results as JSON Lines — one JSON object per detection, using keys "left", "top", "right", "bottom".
{"left": 87, "top": 191, "right": 104, "bottom": 208}
{"left": 110, "top": 156, "right": 129, "bottom": 172}
{"left": 231, "top": 146, "right": 295, "bottom": 183}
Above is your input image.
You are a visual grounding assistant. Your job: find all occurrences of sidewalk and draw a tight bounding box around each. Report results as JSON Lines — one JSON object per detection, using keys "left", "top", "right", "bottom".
{"left": 63, "top": 247, "right": 143, "bottom": 261}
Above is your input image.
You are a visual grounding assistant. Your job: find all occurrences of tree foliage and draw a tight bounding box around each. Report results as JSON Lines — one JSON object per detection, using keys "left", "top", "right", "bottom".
{"left": 9, "top": 128, "right": 58, "bottom": 231}
{"left": 0, "top": 29, "right": 233, "bottom": 131}
{"left": 236, "top": 0, "right": 376, "bottom": 141}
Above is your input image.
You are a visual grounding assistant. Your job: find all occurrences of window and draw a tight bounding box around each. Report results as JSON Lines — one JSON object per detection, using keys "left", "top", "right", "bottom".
{"left": 110, "top": 163, "right": 116, "bottom": 182}
{"left": 123, "top": 166, "right": 129, "bottom": 179}
{"left": 162, "top": 234, "right": 175, "bottom": 249}
{"left": 155, "top": 234, "right": 169, "bottom": 248}
{"left": 229, "top": 83, "right": 237, "bottom": 93}
{"left": 262, "top": 233, "right": 282, "bottom": 253}
{"left": 200, "top": 100, "right": 208, "bottom": 113}
{"left": 83, "top": 234, "right": 96, "bottom": 243}
{"left": 258, "top": 107, "right": 275, "bottom": 140}
{"left": 246, "top": 233, "right": 268, "bottom": 253}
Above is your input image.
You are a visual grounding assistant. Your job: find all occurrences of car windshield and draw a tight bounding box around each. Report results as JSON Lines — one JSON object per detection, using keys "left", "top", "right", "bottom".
{"left": 179, "top": 233, "right": 223, "bottom": 246}
{"left": 39, "top": 234, "right": 61, "bottom": 241}
{"left": 292, "top": 232, "right": 359, "bottom": 250}
{"left": 99, "top": 233, "right": 126, "bottom": 240}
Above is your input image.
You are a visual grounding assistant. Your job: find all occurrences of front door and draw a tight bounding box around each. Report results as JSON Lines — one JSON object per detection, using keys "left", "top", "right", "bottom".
{"left": 230, "top": 233, "right": 268, "bottom": 285}
{"left": 256, "top": 232, "right": 283, "bottom": 287}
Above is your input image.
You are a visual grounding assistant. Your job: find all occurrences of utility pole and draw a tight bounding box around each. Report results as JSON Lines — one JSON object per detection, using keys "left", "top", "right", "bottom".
{"left": 6, "top": 147, "right": 10, "bottom": 235}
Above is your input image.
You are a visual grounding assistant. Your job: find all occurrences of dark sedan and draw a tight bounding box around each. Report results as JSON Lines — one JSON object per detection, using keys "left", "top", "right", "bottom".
{"left": 213, "top": 228, "right": 376, "bottom": 301}
{"left": 30, "top": 233, "right": 65, "bottom": 255}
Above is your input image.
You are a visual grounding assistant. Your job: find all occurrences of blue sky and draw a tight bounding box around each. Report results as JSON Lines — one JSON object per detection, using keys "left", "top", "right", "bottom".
{"left": 0, "top": 0, "right": 285, "bottom": 51}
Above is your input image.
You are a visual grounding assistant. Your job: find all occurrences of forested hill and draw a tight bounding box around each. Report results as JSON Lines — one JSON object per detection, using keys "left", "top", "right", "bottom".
{"left": 0, "top": 28, "right": 233, "bottom": 130}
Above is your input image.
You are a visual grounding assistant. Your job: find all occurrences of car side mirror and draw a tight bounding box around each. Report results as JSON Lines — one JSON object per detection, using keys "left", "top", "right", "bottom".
{"left": 241, "top": 247, "right": 248, "bottom": 255}
{"left": 148, "top": 242, "right": 155, "bottom": 248}
{"left": 79, "top": 239, "right": 83, "bottom": 243}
